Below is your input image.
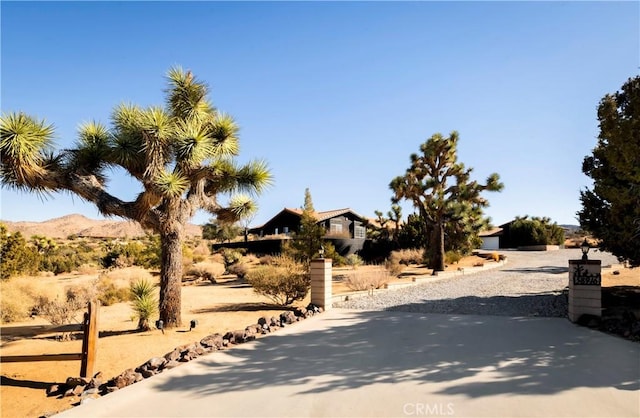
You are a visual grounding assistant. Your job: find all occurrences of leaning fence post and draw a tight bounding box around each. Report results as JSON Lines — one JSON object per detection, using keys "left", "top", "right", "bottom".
{"left": 80, "top": 301, "right": 99, "bottom": 378}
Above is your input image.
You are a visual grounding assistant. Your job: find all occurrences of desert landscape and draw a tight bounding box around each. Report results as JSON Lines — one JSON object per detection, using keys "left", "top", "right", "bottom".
{"left": 1, "top": 255, "right": 498, "bottom": 418}
{"left": 1, "top": 216, "right": 638, "bottom": 418}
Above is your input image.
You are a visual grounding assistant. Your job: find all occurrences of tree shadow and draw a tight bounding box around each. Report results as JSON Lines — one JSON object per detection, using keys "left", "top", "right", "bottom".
{"left": 386, "top": 293, "right": 568, "bottom": 317}
{"left": 501, "top": 266, "right": 569, "bottom": 274}
{"left": 151, "top": 310, "right": 640, "bottom": 401}
{"left": 192, "top": 302, "right": 288, "bottom": 314}
{"left": 0, "top": 375, "right": 55, "bottom": 389}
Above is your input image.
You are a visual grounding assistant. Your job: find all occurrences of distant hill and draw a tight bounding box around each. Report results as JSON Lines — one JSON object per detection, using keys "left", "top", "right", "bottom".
{"left": 1, "top": 214, "right": 202, "bottom": 239}
{"left": 560, "top": 224, "right": 582, "bottom": 234}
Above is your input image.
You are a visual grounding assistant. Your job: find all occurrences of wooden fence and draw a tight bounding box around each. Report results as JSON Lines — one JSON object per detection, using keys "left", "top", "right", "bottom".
{"left": 0, "top": 301, "right": 99, "bottom": 378}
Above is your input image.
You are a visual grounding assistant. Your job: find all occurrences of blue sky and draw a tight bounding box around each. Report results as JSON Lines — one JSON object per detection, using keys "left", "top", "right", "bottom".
{"left": 1, "top": 1, "right": 638, "bottom": 228}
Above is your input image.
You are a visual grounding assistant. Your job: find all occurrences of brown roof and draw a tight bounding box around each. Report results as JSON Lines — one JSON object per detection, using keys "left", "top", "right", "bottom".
{"left": 479, "top": 227, "right": 503, "bottom": 237}
{"left": 284, "top": 207, "right": 364, "bottom": 222}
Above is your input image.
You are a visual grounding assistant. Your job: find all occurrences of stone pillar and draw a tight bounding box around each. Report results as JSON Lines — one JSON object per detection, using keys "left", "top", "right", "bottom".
{"left": 310, "top": 258, "right": 332, "bottom": 311}
{"left": 568, "top": 259, "right": 602, "bottom": 322}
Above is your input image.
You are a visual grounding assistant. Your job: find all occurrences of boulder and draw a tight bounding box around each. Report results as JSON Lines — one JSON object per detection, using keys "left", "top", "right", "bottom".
{"left": 144, "top": 357, "right": 167, "bottom": 371}
{"left": 200, "top": 334, "right": 224, "bottom": 350}
{"left": 280, "top": 311, "right": 296, "bottom": 325}
{"left": 164, "top": 348, "right": 181, "bottom": 362}
{"left": 294, "top": 307, "right": 307, "bottom": 318}
{"left": 65, "top": 377, "right": 89, "bottom": 388}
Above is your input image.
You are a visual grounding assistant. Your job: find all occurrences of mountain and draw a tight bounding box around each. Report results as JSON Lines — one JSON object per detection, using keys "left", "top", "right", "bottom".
{"left": 1, "top": 214, "right": 202, "bottom": 239}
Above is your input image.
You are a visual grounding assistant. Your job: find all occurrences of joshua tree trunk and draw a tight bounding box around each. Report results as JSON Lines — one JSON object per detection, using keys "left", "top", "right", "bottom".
{"left": 432, "top": 220, "right": 446, "bottom": 273}
{"left": 159, "top": 216, "right": 184, "bottom": 328}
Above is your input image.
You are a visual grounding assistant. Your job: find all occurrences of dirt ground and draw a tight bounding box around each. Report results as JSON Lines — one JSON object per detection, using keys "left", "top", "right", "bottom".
{"left": 1, "top": 257, "right": 636, "bottom": 418}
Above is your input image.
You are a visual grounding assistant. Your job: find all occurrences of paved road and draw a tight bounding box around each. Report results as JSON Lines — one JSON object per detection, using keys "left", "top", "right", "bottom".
{"left": 57, "top": 250, "right": 638, "bottom": 418}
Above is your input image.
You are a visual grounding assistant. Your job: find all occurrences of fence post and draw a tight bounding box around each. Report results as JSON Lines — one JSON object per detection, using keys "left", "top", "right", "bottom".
{"left": 80, "top": 301, "right": 99, "bottom": 378}
{"left": 310, "top": 258, "right": 332, "bottom": 311}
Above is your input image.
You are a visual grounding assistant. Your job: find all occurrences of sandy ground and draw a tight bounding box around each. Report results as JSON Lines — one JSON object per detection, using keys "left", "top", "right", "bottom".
{"left": 1, "top": 257, "right": 636, "bottom": 418}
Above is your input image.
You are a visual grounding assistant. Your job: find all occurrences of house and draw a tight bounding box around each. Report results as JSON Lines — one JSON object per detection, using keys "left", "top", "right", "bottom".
{"left": 479, "top": 227, "right": 503, "bottom": 250}
{"left": 246, "top": 207, "right": 368, "bottom": 255}
{"left": 479, "top": 221, "right": 519, "bottom": 250}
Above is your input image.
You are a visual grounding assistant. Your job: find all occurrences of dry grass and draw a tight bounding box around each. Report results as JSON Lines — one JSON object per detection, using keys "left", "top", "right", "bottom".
{"left": 186, "top": 262, "right": 226, "bottom": 282}
{"left": 343, "top": 270, "right": 393, "bottom": 291}
{"left": 0, "top": 277, "right": 59, "bottom": 323}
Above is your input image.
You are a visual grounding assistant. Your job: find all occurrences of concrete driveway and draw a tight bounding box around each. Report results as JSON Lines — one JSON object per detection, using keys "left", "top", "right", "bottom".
{"left": 57, "top": 309, "right": 640, "bottom": 417}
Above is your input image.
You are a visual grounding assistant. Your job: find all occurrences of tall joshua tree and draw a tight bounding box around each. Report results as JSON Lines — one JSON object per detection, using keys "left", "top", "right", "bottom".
{"left": 0, "top": 67, "right": 272, "bottom": 327}
{"left": 390, "top": 131, "right": 503, "bottom": 272}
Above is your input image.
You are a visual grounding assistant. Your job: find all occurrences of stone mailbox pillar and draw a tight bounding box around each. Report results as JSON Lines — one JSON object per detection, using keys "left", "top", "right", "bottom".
{"left": 310, "top": 258, "right": 332, "bottom": 311}
{"left": 568, "top": 259, "right": 602, "bottom": 322}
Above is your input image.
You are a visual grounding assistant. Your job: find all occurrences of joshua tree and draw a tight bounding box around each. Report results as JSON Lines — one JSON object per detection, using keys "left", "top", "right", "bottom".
{"left": 390, "top": 131, "right": 503, "bottom": 272}
{"left": 0, "top": 67, "right": 272, "bottom": 327}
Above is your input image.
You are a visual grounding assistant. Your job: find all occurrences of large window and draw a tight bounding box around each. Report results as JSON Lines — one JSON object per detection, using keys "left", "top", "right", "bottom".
{"left": 329, "top": 219, "right": 343, "bottom": 235}
{"left": 354, "top": 225, "right": 366, "bottom": 239}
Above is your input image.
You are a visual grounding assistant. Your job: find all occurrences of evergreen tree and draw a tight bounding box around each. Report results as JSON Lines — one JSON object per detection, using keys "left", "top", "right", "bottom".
{"left": 579, "top": 76, "right": 640, "bottom": 266}
{"left": 288, "top": 188, "right": 325, "bottom": 265}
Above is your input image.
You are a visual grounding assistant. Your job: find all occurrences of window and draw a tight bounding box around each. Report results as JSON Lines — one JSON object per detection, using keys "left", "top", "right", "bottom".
{"left": 329, "top": 218, "right": 343, "bottom": 235}
{"left": 274, "top": 227, "right": 278, "bottom": 235}
{"left": 283, "top": 226, "right": 289, "bottom": 234}
{"left": 354, "top": 225, "right": 366, "bottom": 239}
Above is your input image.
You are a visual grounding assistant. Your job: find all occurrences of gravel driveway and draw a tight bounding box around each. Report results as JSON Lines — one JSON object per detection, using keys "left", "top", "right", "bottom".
{"left": 334, "top": 249, "right": 620, "bottom": 317}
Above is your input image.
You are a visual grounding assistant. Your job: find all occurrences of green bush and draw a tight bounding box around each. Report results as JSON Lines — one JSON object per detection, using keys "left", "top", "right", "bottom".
{"left": 345, "top": 254, "right": 364, "bottom": 269}
{"left": 510, "top": 216, "right": 565, "bottom": 246}
{"left": 0, "top": 225, "right": 39, "bottom": 280}
{"left": 445, "top": 251, "right": 462, "bottom": 265}
{"left": 323, "top": 242, "right": 346, "bottom": 266}
{"left": 221, "top": 248, "right": 244, "bottom": 268}
{"left": 246, "top": 256, "right": 309, "bottom": 305}
{"left": 96, "top": 276, "right": 130, "bottom": 306}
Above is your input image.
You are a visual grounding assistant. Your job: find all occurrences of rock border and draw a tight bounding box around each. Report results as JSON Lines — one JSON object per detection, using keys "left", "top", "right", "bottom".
{"left": 46, "top": 304, "right": 324, "bottom": 407}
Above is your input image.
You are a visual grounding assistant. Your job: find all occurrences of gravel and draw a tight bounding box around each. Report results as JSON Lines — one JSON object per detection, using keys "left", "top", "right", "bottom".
{"left": 334, "top": 249, "right": 621, "bottom": 317}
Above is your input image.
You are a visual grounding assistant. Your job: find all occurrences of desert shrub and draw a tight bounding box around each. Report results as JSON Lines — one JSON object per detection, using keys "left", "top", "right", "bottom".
{"left": 344, "top": 270, "right": 393, "bottom": 291}
{"left": 345, "top": 254, "right": 364, "bottom": 269}
{"left": 246, "top": 256, "right": 309, "bottom": 305}
{"left": 322, "top": 242, "right": 346, "bottom": 266}
{"left": 76, "top": 263, "right": 100, "bottom": 275}
{"left": 96, "top": 275, "right": 130, "bottom": 306}
{"left": 389, "top": 248, "right": 424, "bottom": 266}
{"left": 0, "top": 225, "right": 39, "bottom": 280}
{"left": 37, "top": 284, "right": 93, "bottom": 326}
{"left": 129, "top": 278, "right": 158, "bottom": 331}
{"left": 0, "top": 280, "right": 37, "bottom": 322}
{"left": 227, "top": 262, "right": 249, "bottom": 278}
{"left": 191, "top": 240, "right": 210, "bottom": 263}
{"left": 490, "top": 252, "right": 500, "bottom": 262}
{"left": 243, "top": 254, "right": 260, "bottom": 264}
{"left": 209, "top": 252, "right": 225, "bottom": 264}
{"left": 221, "top": 248, "right": 244, "bottom": 268}
{"left": 101, "top": 237, "right": 161, "bottom": 270}
{"left": 385, "top": 258, "right": 404, "bottom": 277}
{"left": 258, "top": 255, "right": 274, "bottom": 265}
{"left": 445, "top": 251, "right": 462, "bottom": 265}
{"left": 186, "top": 262, "right": 226, "bottom": 282}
